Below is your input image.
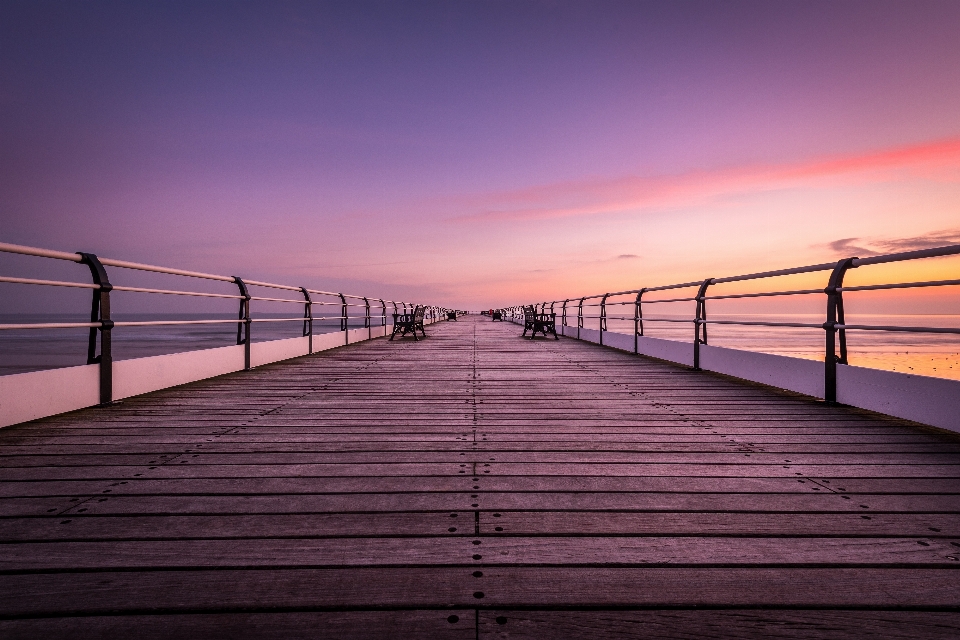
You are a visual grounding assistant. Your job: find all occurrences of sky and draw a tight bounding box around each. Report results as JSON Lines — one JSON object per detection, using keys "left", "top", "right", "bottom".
{"left": 2, "top": 0, "right": 960, "bottom": 310}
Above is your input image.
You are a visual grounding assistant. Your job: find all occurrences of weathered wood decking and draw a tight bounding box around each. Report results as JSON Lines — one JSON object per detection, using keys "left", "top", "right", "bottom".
{"left": 2, "top": 315, "right": 960, "bottom": 638}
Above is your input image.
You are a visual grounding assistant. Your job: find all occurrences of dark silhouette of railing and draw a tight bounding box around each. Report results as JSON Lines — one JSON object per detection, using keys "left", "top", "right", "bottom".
{"left": 509, "top": 244, "right": 960, "bottom": 403}
{"left": 0, "top": 242, "right": 449, "bottom": 405}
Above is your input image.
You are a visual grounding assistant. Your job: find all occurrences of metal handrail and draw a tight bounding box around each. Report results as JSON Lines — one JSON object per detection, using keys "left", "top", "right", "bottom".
{"left": 0, "top": 322, "right": 104, "bottom": 330}
{"left": 0, "top": 276, "right": 99, "bottom": 289}
{"left": 1, "top": 241, "right": 445, "bottom": 404}
{"left": 515, "top": 243, "right": 960, "bottom": 402}
{"left": 835, "top": 324, "right": 960, "bottom": 335}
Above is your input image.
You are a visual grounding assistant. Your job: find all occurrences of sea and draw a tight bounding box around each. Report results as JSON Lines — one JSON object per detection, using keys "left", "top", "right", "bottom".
{"left": 0, "top": 313, "right": 368, "bottom": 376}
{"left": 1, "top": 313, "right": 958, "bottom": 382}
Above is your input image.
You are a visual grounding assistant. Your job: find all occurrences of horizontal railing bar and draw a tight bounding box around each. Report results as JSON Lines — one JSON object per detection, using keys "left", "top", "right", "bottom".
{"left": 835, "top": 323, "right": 960, "bottom": 335}
{"left": 853, "top": 244, "right": 960, "bottom": 267}
{"left": 642, "top": 296, "right": 698, "bottom": 304}
{"left": 113, "top": 285, "right": 241, "bottom": 299}
{"left": 112, "top": 319, "right": 242, "bottom": 327}
{"left": 580, "top": 314, "right": 695, "bottom": 322}
{"left": 631, "top": 317, "right": 693, "bottom": 324}
{"left": 705, "top": 288, "right": 823, "bottom": 301}
{"left": 840, "top": 278, "right": 960, "bottom": 293}
{"left": 306, "top": 289, "right": 375, "bottom": 301}
{"left": 598, "top": 289, "right": 644, "bottom": 297}
{"left": 644, "top": 280, "right": 704, "bottom": 292}
{"left": 0, "top": 276, "right": 98, "bottom": 289}
{"left": 249, "top": 296, "right": 307, "bottom": 304}
{"left": 0, "top": 243, "right": 408, "bottom": 303}
{"left": 542, "top": 281, "right": 701, "bottom": 303}
{"left": 242, "top": 279, "right": 304, "bottom": 292}
{"left": 712, "top": 262, "right": 836, "bottom": 284}
{"left": 0, "top": 242, "right": 84, "bottom": 263}
{"left": 702, "top": 319, "right": 825, "bottom": 329}
{"left": 0, "top": 322, "right": 101, "bottom": 330}
{"left": 97, "top": 257, "right": 236, "bottom": 282}
{"left": 527, "top": 245, "right": 960, "bottom": 312}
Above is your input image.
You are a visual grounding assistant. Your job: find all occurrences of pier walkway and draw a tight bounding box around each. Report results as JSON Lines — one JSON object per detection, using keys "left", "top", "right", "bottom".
{"left": 2, "top": 315, "right": 960, "bottom": 638}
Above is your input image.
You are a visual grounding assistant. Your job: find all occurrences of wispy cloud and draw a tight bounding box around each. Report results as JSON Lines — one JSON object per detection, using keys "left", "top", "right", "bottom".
{"left": 825, "top": 227, "right": 960, "bottom": 257}
{"left": 448, "top": 137, "right": 960, "bottom": 224}
{"left": 827, "top": 238, "right": 880, "bottom": 257}
{"left": 876, "top": 228, "right": 960, "bottom": 253}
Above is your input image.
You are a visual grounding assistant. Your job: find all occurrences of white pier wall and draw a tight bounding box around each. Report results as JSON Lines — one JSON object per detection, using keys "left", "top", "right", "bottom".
{"left": 250, "top": 336, "right": 309, "bottom": 368}
{"left": 551, "top": 325, "right": 960, "bottom": 434}
{"left": 115, "top": 345, "right": 246, "bottom": 400}
{"left": 836, "top": 364, "right": 960, "bottom": 433}
{"left": 699, "top": 344, "right": 824, "bottom": 399}
{"left": 557, "top": 324, "right": 694, "bottom": 368}
{"left": 0, "top": 365, "right": 100, "bottom": 427}
{"left": 0, "top": 320, "right": 412, "bottom": 428}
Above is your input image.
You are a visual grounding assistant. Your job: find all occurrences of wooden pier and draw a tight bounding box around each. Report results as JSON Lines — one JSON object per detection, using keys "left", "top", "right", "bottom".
{"left": 2, "top": 315, "right": 959, "bottom": 638}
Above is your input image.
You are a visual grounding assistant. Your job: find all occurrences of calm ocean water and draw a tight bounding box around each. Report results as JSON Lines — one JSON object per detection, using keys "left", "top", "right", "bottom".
{"left": 575, "top": 313, "right": 960, "bottom": 381}
{"left": 0, "top": 313, "right": 375, "bottom": 376}
{"left": 2, "top": 313, "right": 958, "bottom": 381}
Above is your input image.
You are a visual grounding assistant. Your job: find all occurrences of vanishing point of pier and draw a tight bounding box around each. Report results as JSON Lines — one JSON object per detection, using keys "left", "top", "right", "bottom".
{"left": 2, "top": 315, "right": 959, "bottom": 638}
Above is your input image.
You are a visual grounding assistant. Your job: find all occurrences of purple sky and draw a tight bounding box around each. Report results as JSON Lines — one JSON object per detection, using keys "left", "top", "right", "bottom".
{"left": 2, "top": 0, "right": 960, "bottom": 309}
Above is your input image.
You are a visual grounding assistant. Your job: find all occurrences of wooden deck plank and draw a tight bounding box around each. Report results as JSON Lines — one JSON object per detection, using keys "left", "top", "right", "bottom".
{"left": 4, "top": 462, "right": 959, "bottom": 481}
{"left": 3, "top": 568, "right": 960, "bottom": 613}
{"left": 477, "top": 610, "right": 960, "bottom": 640}
{"left": 3, "top": 492, "right": 958, "bottom": 517}
{"left": 3, "top": 512, "right": 959, "bottom": 542}
{"left": 0, "top": 612, "right": 474, "bottom": 640}
{"left": 5, "top": 475, "right": 959, "bottom": 497}
{"left": 2, "top": 536, "right": 958, "bottom": 571}
{"left": 1, "top": 315, "right": 958, "bottom": 637}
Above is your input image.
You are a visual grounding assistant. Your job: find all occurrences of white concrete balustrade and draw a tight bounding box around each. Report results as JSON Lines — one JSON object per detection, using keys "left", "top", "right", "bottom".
{"left": 0, "top": 320, "right": 445, "bottom": 428}
{"left": 505, "top": 317, "right": 960, "bottom": 434}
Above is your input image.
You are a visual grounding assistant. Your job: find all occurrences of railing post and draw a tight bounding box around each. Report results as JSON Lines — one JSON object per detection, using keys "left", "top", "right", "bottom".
{"left": 634, "top": 288, "right": 646, "bottom": 354}
{"left": 380, "top": 299, "right": 387, "bottom": 335}
{"left": 599, "top": 293, "right": 609, "bottom": 346}
{"left": 693, "top": 278, "right": 713, "bottom": 371}
{"left": 233, "top": 277, "right": 251, "bottom": 370}
{"left": 78, "top": 252, "right": 113, "bottom": 405}
{"left": 364, "top": 297, "right": 371, "bottom": 340}
{"left": 577, "top": 297, "right": 584, "bottom": 339}
{"left": 300, "top": 287, "right": 313, "bottom": 354}
{"left": 824, "top": 257, "right": 858, "bottom": 403}
{"left": 562, "top": 299, "right": 569, "bottom": 333}
{"left": 338, "top": 293, "right": 348, "bottom": 345}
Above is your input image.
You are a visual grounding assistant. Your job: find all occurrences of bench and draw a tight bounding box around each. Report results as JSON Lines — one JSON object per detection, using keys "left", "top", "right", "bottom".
{"left": 491, "top": 310, "right": 502, "bottom": 321}
{"left": 390, "top": 305, "right": 426, "bottom": 341}
{"left": 447, "top": 311, "right": 457, "bottom": 321}
{"left": 521, "top": 305, "right": 559, "bottom": 340}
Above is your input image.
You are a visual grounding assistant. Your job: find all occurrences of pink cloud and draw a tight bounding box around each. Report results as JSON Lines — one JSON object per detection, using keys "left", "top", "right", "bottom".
{"left": 449, "top": 137, "right": 960, "bottom": 223}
